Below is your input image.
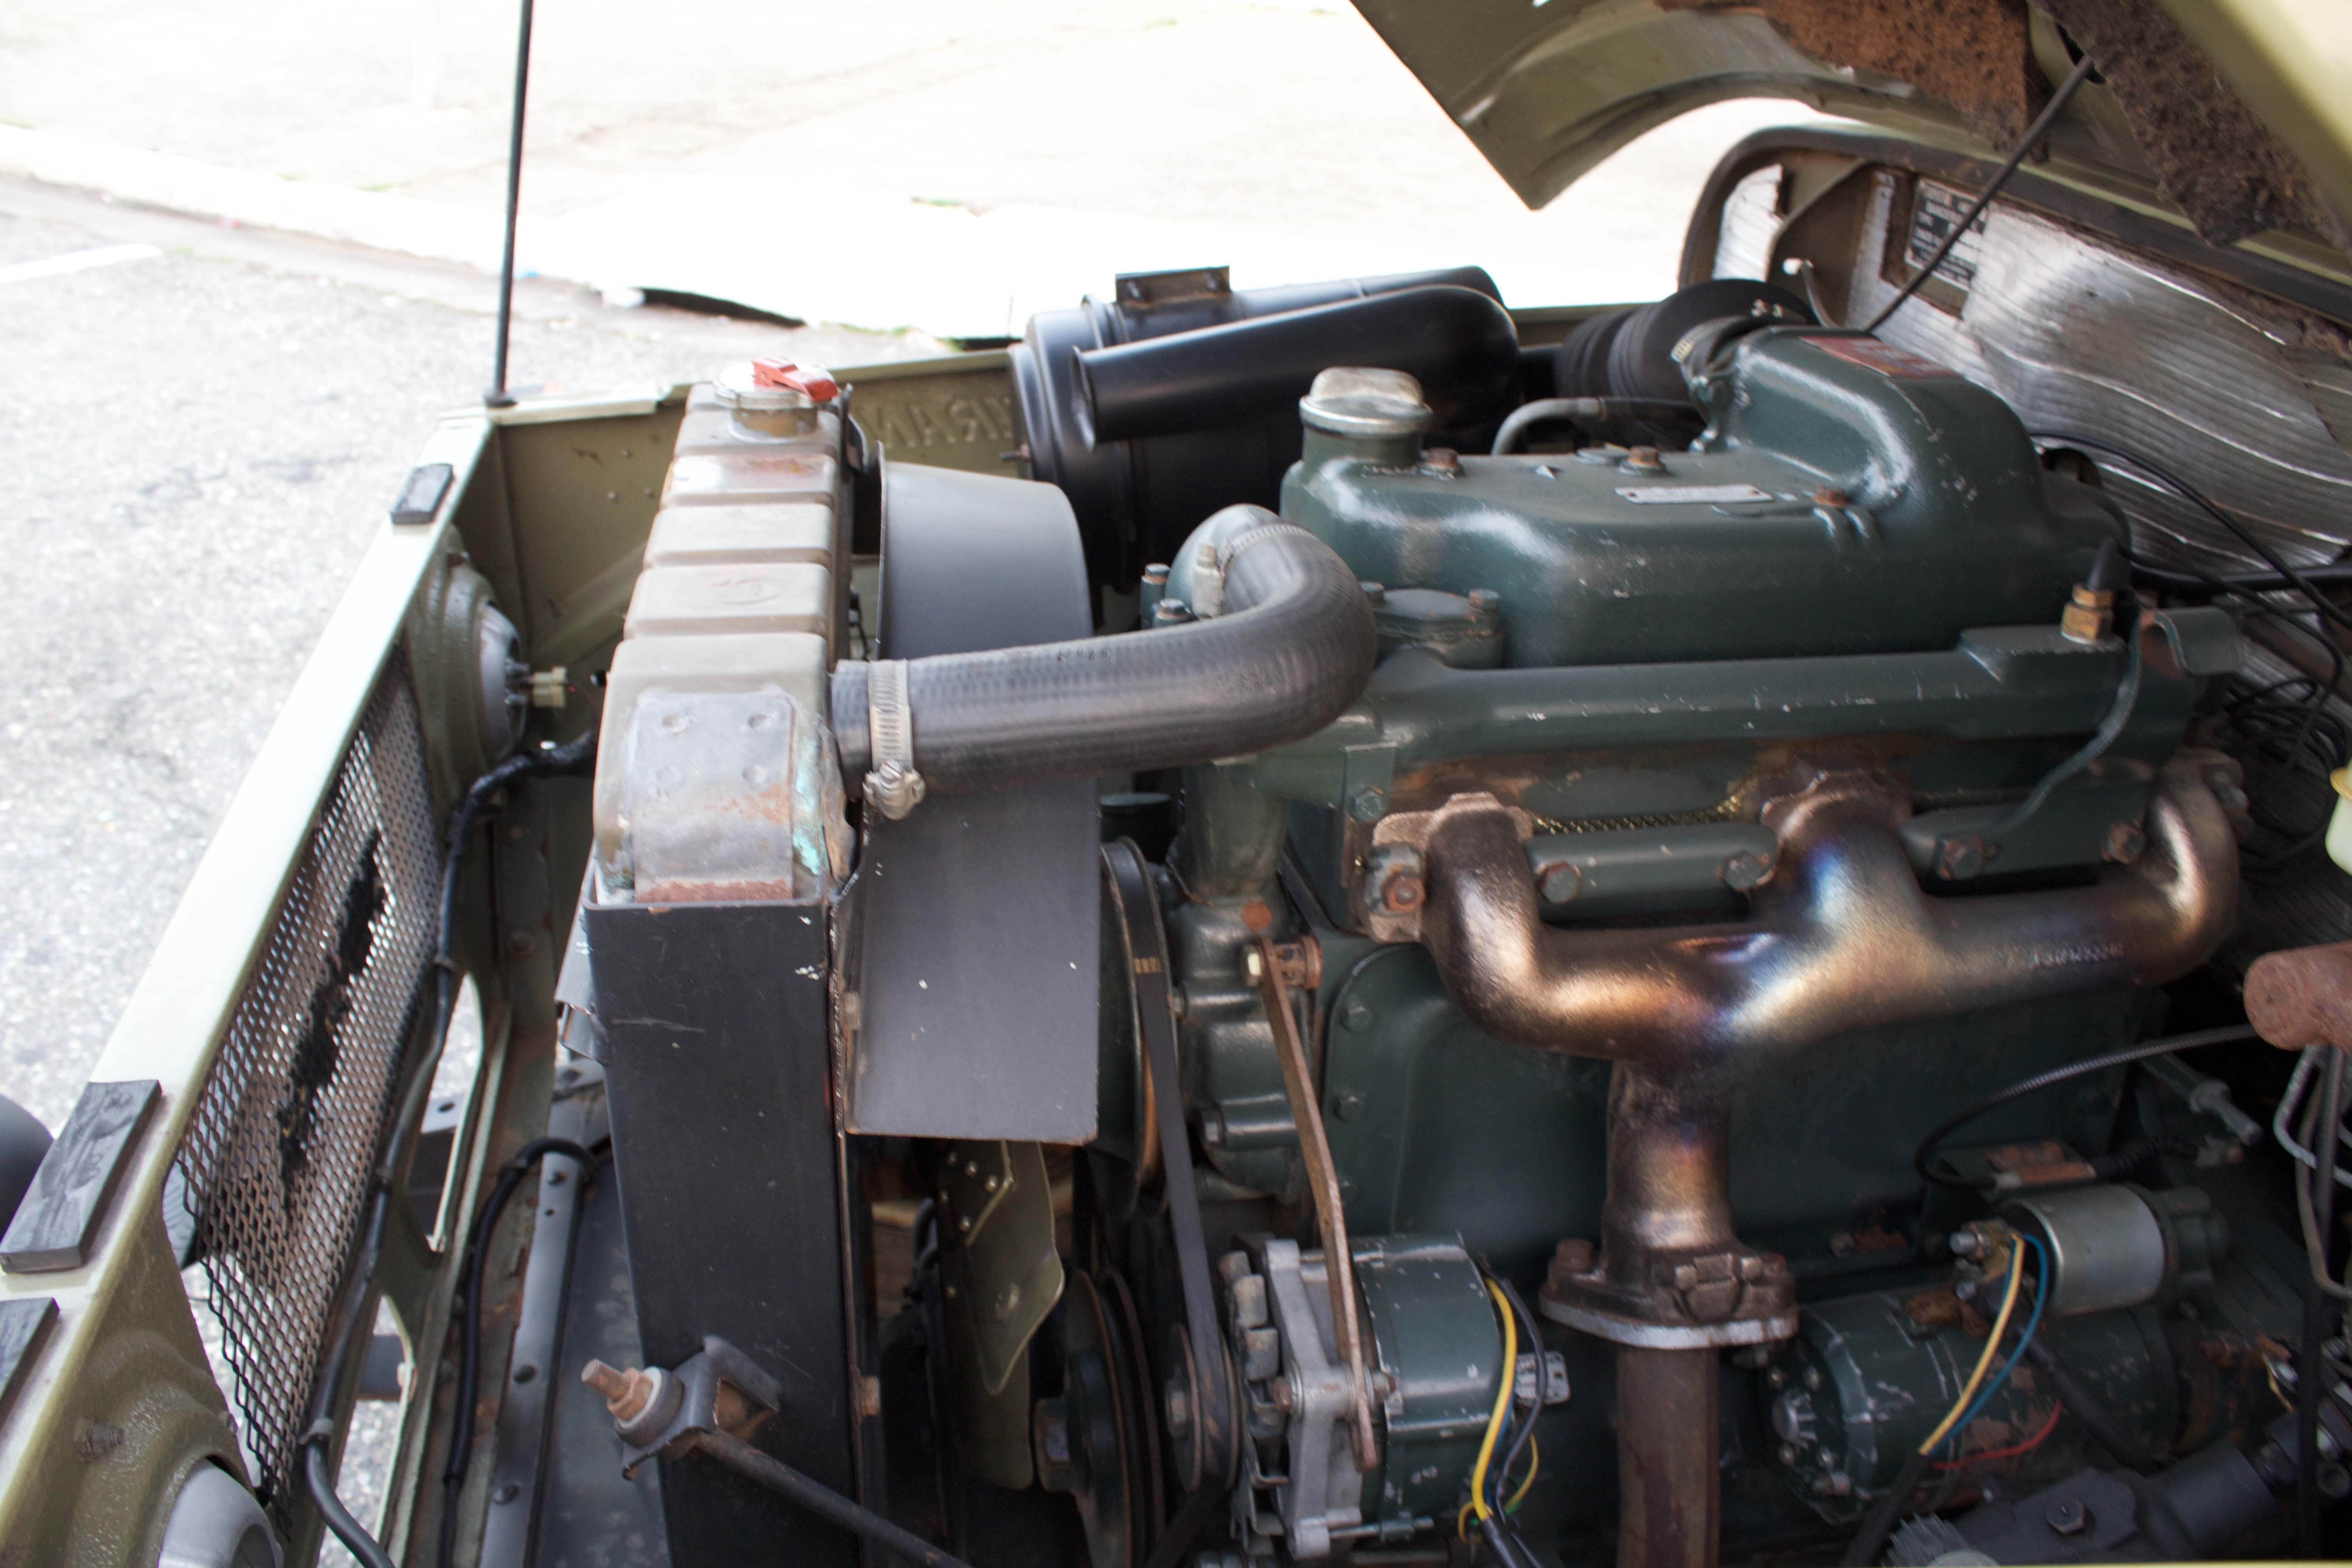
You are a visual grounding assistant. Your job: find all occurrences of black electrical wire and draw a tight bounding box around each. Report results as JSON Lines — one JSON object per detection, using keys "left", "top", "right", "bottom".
{"left": 1492, "top": 1277, "right": 1545, "bottom": 1513}
{"left": 1985, "top": 587, "right": 2142, "bottom": 839}
{"left": 306, "top": 1439, "right": 400, "bottom": 1568}
{"left": 2039, "top": 434, "right": 2352, "bottom": 877}
{"left": 1913, "top": 1024, "right": 2260, "bottom": 1190}
{"left": 2020, "top": 1338, "right": 2162, "bottom": 1475}
{"left": 2035, "top": 431, "right": 2352, "bottom": 636}
{"left": 1841, "top": 1446, "right": 1937, "bottom": 1566}
{"left": 439, "top": 1137, "right": 600, "bottom": 1568}
{"left": 294, "top": 730, "right": 595, "bottom": 1565}
{"left": 1860, "top": 50, "right": 2098, "bottom": 336}
{"left": 2041, "top": 436, "right": 2352, "bottom": 853}
{"left": 2298, "top": 1047, "right": 2345, "bottom": 1555}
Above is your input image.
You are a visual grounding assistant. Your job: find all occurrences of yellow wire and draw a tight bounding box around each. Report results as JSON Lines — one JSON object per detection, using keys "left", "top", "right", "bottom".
{"left": 1504, "top": 1435, "right": 1539, "bottom": 1511}
{"left": 1916, "top": 1241, "right": 2024, "bottom": 1455}
{"left": 1460, "top": 1278, "right": 1518, "bottom": 1537}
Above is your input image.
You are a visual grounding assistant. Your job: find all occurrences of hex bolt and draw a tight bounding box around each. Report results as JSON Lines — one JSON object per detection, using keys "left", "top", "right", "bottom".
{"left": 1720, "top": 850, "right": 1772, "bottom": 891}
{"left": 2045, "top": 1496, "right": 2088, "bottom": 1536}
{"left": 1340, "top": 1000, "right": 1374, "bottom": 1032}
{"left": 1467, "top": 588, "right": 1501, "bottom": 614}
{"left": 1379, "top": 867, "right": 1426, "bottom": 913}
{"left": 1949, "top": 1229, "right": 1984, "bottom": 1259}
{"left": 1538, "top": 862, "right": 1582, "bottom": 904}
{"left": 581, "top": 1360, "right": 659, "bottom": 1423}
{"left": 1937, "top": 836, "right": 1987, "bottom": 880}
{"left": 1778, "top": 1442, "right": 1801, "bottom": 1466}
{"left": 1348, "top": 786, "right": 1387, "bottom": 823}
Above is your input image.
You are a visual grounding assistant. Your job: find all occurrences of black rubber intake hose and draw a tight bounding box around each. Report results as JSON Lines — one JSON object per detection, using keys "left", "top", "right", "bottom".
{"left": 1074, "top": 285, "right": 1519, "bottom": 442}
{"left": 833, "top": 510, "right": 1374, "bottom": 796}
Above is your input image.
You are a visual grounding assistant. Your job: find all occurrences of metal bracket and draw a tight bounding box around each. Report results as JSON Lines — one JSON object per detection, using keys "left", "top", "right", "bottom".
{"left": 935, "top": 1139, "right": 1064, "bottom": 1397}
{"left": 596, "top": 1336, "right": 785, "bottom": 1480}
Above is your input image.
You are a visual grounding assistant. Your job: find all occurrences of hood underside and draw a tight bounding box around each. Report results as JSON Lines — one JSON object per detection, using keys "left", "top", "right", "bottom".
{"left": 1352, "top": 0, "right": 2351, "bottom": 263}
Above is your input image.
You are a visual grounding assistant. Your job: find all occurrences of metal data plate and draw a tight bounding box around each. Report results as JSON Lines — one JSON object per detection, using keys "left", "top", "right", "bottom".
{"left": 848, "top": 462, "right": 1099, "bottom": 1140}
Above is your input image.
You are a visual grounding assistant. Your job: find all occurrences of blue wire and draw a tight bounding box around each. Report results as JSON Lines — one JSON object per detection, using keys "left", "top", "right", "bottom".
{"left": 1946, "top": 1234, "right": 2052, "bottom": 1447}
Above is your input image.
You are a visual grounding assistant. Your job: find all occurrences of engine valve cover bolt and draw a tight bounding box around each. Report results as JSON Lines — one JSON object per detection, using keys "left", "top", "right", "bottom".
{"left": 2104, "top": 821, "right": 2147, "bottom": 863}
{"left": 1417, "top": 447, "right": 1464, "bottom": 479}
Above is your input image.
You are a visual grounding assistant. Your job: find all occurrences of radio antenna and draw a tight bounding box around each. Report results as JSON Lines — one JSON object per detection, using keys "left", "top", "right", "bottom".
{"left": 485, "top": 0, "right": 536, "bottom": 407}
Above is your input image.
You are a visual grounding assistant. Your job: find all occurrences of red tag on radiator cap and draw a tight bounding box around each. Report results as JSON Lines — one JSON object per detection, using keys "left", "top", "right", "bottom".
{"left": 751, "top": 357, "right": 838, "bottom": 402}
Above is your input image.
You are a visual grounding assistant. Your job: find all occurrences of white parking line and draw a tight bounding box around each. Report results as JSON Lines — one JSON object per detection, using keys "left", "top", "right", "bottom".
{"left": 0, "top": 241, "right": 162, "bottom": 285}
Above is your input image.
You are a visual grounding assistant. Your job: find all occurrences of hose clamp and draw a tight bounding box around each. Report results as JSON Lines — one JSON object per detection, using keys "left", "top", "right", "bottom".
{"left": 863, "top": 660, "right": 925, "bottom": 820}
{"left": 1204, "top": 521, "right": 1307, "bottom": 617}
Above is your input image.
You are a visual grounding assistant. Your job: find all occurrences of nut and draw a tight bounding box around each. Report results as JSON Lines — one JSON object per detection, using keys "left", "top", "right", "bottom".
{"left": 1936, "top": 835, "right": 1987, "bottom": 881}
{"left": 1552, "top": 1238, "right": 1597, "bottom": 1276}
{"left": 1538, "top": 862, "right": 1583, "bottom": 904}
{"left": 1379, "top": 870, "right": 1425, "bottom": 913}
{"left": 581, "top": 1359, "right": 659, "bottom": 1424}
{"left": 2045, "top": 1495, "right": 2088, "bottom": 1536}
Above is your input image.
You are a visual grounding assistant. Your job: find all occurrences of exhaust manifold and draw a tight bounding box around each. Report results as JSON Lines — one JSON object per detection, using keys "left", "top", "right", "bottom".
{"left": 1414, "top": 758, "right": 2238, "bottom": 1568}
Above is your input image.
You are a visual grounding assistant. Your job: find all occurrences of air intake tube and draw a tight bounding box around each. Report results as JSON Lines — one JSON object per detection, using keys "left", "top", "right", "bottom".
{"left": 1075, "top": 284, "right": 1519, "bottom": 444}
{"left": 833, "top": 507, "right": 1374, "bottom": 810}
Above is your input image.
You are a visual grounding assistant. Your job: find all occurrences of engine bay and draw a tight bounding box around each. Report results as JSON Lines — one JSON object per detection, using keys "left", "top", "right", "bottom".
{"left": 514, "top": 123, "right": 2352, "bottom": 1568}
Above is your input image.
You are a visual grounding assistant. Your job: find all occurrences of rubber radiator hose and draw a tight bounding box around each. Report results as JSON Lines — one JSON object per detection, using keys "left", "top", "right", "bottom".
{"left": 833, "top": 507, "right": 1374, "bottom": 798}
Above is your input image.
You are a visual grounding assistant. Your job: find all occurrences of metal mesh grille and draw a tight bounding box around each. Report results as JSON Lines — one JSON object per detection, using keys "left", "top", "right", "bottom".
{"left": 177, "top": 657, "right": 441, "bottom": 1519}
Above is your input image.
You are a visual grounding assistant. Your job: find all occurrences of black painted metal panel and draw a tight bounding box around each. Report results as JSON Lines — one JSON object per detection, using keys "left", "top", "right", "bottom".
{"left": 848, "top": 463, "right": 1101, "bottom": 1140}
{"left": 588, "top": 900, "right": 856, "bottom": 1568}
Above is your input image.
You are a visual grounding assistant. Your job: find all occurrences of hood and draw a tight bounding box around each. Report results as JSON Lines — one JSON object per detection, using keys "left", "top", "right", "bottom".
{"left": 1352, "top": 0, "right": 2350, "bottom": 260}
